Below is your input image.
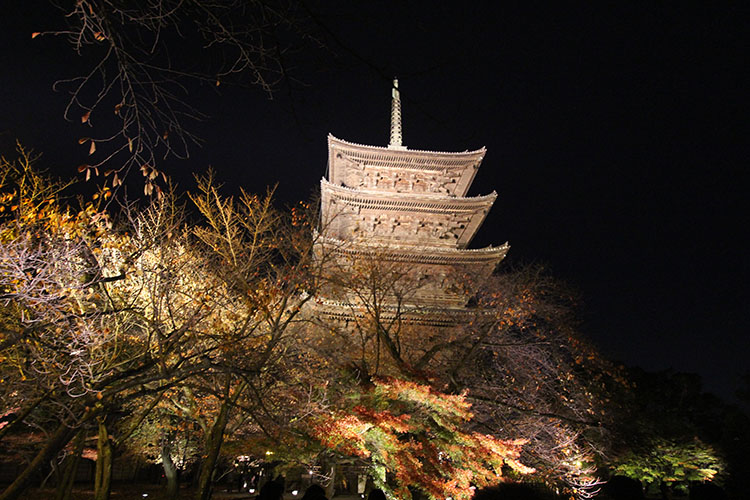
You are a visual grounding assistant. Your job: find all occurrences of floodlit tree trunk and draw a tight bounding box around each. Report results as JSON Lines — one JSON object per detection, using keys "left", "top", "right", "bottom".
{"left": 55, "top": 430, "right": 86, "bottom": 500}
{"left": 161, "top": 440, "right": 179, "bottom": 500}
{"left": 195, "top": 380, "right": 247, "bottom": 500}
{"left": 196, "top": 400, "right": 231, "bottom": 500}
{"left": 324, "top": 462, "right": 337, "bottom": 500}
{"left": 94, "top": 420, "right": 113, "bottom": 500}
{"left": 0, "top": 421, "right": 77, "bottom": 500}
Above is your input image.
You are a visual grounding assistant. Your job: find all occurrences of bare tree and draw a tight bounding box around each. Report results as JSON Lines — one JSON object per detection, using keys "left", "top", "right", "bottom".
{"left": 33, "top": 0, "right": 318, "bottom": 189}
{"left": 445, "top": 265, "right": 622, "bottom": 498}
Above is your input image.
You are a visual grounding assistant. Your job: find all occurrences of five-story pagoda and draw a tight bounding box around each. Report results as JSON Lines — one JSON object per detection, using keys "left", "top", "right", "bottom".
{"left": 314, "top": 80, "right": 508, "bottom": 326}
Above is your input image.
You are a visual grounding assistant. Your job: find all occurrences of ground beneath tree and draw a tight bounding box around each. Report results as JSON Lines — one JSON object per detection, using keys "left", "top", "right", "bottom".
{"left": 17, "top": 487, "right": 365, "bottom": 500}
{"left": 15, "top": 486, "right": 695, "bottom": 500}
{"left": 18, "top": 486, "right": 252, "bottom": 500}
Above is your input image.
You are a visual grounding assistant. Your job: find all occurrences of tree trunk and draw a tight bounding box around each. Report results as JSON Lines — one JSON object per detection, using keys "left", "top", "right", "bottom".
{"left": 0, "top": 391, "right": 51, "bottom": 443}
{"left": 324, "top": 462, "right": 337, "bottom": 500}
{"left": 161, "top": 440, "right": 179, "bottom": 500}
{"left": 55, "top": 430, "right": 86, "bottom": 500}
{"left": 195, "top": 402, "right": 231, "bottom": 500}
{"left": 0, "top": 421, "right": 77, "bottom": 500}
{"left": 39, "top": 460, "right": 56, "bottom": 490}
{"left": 195, "top": 380, "right": 247, "bottom": 500}
{"left": 659, "top": 481, "right": 673, "bottom": 500}
{"left": 93, "top": 419, "right": 113, "bottom": 500}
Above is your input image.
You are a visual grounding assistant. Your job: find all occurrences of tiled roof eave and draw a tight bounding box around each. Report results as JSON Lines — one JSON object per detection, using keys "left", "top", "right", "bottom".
{"left": 329, "top": 134, "right": 486, "bottom": 158}
{"left": 321, "top": 179, "right": 497, "bottom": 212}
{"left": 317, "top": 236, "right": 509, "bottom": 265}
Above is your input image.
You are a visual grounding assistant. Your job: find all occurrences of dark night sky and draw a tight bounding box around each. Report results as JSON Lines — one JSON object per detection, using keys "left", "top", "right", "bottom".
{"left": 2, "top": 2, "right": 748, "bottom": 401}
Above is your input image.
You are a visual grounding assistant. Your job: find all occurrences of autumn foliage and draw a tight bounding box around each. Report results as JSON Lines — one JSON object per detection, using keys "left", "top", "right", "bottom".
{"left": 309, "top": 378, "right": 533, "bottom": 500}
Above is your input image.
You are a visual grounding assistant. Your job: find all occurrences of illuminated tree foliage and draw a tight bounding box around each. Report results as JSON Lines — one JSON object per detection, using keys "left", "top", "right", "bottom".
{"left": 184, "top": 171, "right": 319, "bottom": 500}
{"left": 123, "top": 388, "right": 204, "bottom": 500}
{"left": 4, "top": 145, "right": 709, "bottom": 500}
{"left": 606, "top": 368, "right": 740, "bottom": 497}
{"left": 443, "top": 267, "right": 629, "bottom": 498}
{"left": 311, "top": 253, "right": 625, "bottom": 498}
{"left": 308, "top": 378, "right": 533, "bottom": 500}
{"left": 614, "top": 437, "right": 724, "bottom": 494}
{"left": 0, "top": 149, "right": 316, "bottom": 500}
{"left": 0, "top": 146, "right": 221, "bottom": 500}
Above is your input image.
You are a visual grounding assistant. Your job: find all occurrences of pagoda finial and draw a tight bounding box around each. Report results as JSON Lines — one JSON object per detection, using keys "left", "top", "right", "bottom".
{"left": 388, "top": 78, "right": 406, "bottom": 150}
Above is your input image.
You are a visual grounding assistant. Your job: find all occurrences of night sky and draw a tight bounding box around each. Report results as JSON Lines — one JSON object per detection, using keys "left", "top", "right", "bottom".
{"left": 2, "top": 3, "right": 748, "bottom": 401}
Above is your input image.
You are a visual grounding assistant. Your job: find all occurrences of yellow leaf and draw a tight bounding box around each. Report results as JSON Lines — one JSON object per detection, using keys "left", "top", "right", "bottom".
{"left": 31, "top": 32, "right": 40, "bottom": 39}
{"left": 81, "top": 111, "right": 90, "bottom": 123}
{"left": 89, "top": 141, "right": 96, "bottom": 155}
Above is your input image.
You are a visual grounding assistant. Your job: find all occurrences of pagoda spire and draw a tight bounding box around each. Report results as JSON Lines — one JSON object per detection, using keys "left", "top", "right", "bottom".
{"left": 388, "top": 78, "right": 406, "bottom": 150}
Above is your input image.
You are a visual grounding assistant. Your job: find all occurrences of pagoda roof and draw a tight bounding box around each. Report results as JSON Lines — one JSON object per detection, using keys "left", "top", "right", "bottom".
{"left": 320, "top": 179, "right": 496, "bottom": 248}
{"left": 317, "top": 236, "right": 509, "bottom": 267}
{"left": 310, "top": 298, "right": 493, "bottom": 327}
{"left": 321, "top": 179, "right": 496, "bottom": 213}
{"left": 328, "top": 135, "right": 486, "bottom": 197}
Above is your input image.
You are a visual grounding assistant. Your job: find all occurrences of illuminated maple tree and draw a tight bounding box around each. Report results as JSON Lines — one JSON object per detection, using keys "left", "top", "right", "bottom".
{"left": 306, "top": 377, "right": 533, "bottom": 500}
